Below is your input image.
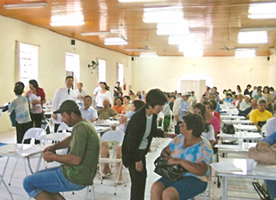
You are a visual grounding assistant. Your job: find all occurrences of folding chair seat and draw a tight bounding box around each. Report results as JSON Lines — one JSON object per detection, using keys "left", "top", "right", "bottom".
{"left": 99, "top": 130, "right": 125, "bottom": 195}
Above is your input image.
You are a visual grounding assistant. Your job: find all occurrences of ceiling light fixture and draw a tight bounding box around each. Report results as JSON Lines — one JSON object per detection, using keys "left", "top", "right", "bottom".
{"left": 248, "top": 3, "right": 276, "bottom": 19}
{"left": 4, "top": 2, "right": 47, "bottom": 9}
{"left": 238, "top": 31, "right": 268, "bottom": 44}
{"left": 104, "top": 37, "right": 128, "bottom": 45}
{"left": 143, "top": 7, "right": 183, "bottom": 23}
{"left": 50, "top": 14, "right": 85, "bottom": 26}
{"left": 139, "top": 53, "right": 158, "bottom": 57}
{"left": 156, "top": 20, "right": 189, "bottom": 35}
{"left": 81, "top": 31, "right": 111, "bottom": 36}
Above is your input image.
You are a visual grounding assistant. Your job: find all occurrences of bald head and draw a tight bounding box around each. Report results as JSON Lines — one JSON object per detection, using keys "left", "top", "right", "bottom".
{"left": 103, "top": 98, "right": 110, "bottom": 108}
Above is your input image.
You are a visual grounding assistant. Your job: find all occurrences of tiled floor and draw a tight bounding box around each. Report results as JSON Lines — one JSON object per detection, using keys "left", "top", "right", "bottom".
{"left": 0, "top": 130, "right": 261, "bottom": 200}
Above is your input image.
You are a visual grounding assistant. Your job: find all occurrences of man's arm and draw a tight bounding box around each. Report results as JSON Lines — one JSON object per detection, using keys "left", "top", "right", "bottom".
{"left": 44, "top": 137, "right": 71, "bottom": 152}
{"left": 43, "top": 151, "right": 82, "bottom": 165}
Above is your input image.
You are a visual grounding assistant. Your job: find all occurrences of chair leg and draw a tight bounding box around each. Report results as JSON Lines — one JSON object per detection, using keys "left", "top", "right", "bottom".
{"left": 1, "top": 177, "right": 14, "bottom": 200}
{"left": 9, "top": 158, "right": 19, "bottom": 185}
{"left": 84, "top": 184, "right": 95, "bottom": 200}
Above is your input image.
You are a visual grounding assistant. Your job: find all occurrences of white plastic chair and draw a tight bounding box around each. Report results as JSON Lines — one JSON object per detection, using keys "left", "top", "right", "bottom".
{"left": 9, "top": 127, "right": 46, "bottom": 185}
{"left": 57, "top": 122, "right": 71, "bottom": 132}
{"left": 99, "top": 130, "right": 125, "bottom": 195}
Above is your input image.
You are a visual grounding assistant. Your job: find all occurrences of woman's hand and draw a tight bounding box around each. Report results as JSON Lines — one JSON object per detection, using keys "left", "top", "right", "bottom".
{"left": 164, "top": 132, "right": 177, "bottom": 139}
{"left": 135, "top": 160, "right": 143, "bottom": 172}
{"left": 167, "top": 157, "right": 180, "bottom": 165}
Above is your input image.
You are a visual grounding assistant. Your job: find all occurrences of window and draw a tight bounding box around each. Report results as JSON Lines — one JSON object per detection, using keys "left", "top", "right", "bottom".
{"left": 98, "top": 59, "right": 106, "bottom": 82}
{"left": 65, "top": 53, "right": 80, "bottom": 88}
{"left": 117, "top": 63, "right": 124, "bottom": 85}
{"left": 16, "top": 42, "right": 38, "bottom": 87}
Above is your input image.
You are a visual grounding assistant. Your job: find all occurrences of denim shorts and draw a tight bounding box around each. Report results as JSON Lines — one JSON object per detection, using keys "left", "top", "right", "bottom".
{"left": 158, "top": 176, "right": 207, "bottom": 200}
{"left": 23, "top": 166, "right": 86, "bottom": 198}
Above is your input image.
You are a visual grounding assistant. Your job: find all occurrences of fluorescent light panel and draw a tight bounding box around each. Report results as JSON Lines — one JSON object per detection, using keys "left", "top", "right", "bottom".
{"left": 238, "top": 31, "right": 268, "bottom": 44}
{"left": 248, "top": 3, "right": 276, "bottom": 19}
{"left": 4, "top": 2, "right": 47, "bottom": 9}
{"left": 81, "top": 31, "right": 111, "bottom": 36}
{"left": 104, "top": 37, "right": 128, "bottom": 45}
{"left": 143, "top": 7, "right": 183, "bottom": 23}
{"left": 140, "top": 53, "right": 158, "bottom": 57}
{"left": 50, "top": 14, "right": 85, "bottom": 26}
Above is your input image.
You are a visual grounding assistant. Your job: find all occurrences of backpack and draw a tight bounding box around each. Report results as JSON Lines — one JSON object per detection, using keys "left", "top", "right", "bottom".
{"left": 222, "top": 124, "right": 235, "bottom": 134}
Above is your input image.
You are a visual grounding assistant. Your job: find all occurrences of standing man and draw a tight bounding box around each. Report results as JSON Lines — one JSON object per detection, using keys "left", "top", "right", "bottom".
{"left": 122, "top": 89, "right": 176, "bottom": 200}
{"left": 52, "top": 76, "right": 77, "bottom": 132}
{"left": 172, "top": 92, "right": 191, "bottom": 134}
{"left": 244, "top": 84, "right": 251, "bottom": 96}
{"left": 75, "top": 82, "right": 86, "bottom": 108}
{"left": 113, "top": 82, "right": 122, "bottom": 105}
{"left": 23, "top": 100, "right": 100, "bottom": 200}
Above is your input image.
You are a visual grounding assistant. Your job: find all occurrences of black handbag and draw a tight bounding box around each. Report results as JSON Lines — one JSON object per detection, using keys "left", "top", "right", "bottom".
{"left": 154, "top": 156, "right": 187, "bottom": 181}
{"left": 222, "top": 124, "right": 235, "bottom": 134}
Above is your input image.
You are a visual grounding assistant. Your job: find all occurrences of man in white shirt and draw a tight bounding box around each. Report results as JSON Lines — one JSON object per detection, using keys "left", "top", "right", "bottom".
{"left": 52, "top": 76, "right": 77, "bottom": 132}
{"left": 75, "top": 82, "right": 86, "bottom": 107}
{"left": 80, "top": 95, "right": 98, "bottom": 122}
{"left": 172, "top": 91, "right": 191, "bottom": 134}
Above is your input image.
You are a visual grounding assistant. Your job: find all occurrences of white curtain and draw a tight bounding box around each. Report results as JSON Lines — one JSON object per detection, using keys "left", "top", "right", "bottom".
{"left": 180, "top": 80, "right": 206, "bottom": 103}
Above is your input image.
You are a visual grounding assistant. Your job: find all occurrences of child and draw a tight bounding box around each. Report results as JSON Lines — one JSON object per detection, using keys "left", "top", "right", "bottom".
{"left": 8, "top": 84, "right": 32, "bottom": 143}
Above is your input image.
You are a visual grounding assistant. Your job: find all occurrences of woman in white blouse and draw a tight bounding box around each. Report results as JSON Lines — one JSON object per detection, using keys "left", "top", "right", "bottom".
{"left": 95, "top": 82, "right": 111, "bottom": 109}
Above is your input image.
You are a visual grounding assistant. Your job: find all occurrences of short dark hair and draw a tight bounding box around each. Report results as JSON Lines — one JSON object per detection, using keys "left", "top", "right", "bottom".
{"left": 14, "top": 85, "right": 24, "bottom": 95}
{"left": 170, "top": 95, "right": 176, "bottom": 100}
{"left": 203, "top": 101, "right": 214, "bottom": 110}
{"left": 133, "top": 100, "right": 145, "bottom": 111}
{"left": 213, "top": 86, "right": 217, "bottom": 90}
{"left": 182, "top": 113, "right": 204, "bottom": 137}
{"left": 247, "top": 84, "right": 251, "bottom": 88}
{"left": 193, "top": 103, "right": 209, "bottom": 132}
{"left": 65, "top": 76, "right": 74, "bottom": 81}
{"left": 84, "top": 95, "right": 92, "bottom": 101}
{"left": 123, "top": 95, "right": 130, "bottom": 101}
{"left": 115, "top": 97, "right": 123, "bottom": 105}
{"left": 145, "top": 89, "right": 167, "bottom": 108}
{"left": 29, "top": 79, "right": 39, "bottom": 89}
{"left": 210, "top": 100, "right": 217, "bottom": 110}
{"left": 15, "top": 81, "right": 25, "bottom": 89}
{"left": 116, "top": 81, "right": 120, "bottom": 84}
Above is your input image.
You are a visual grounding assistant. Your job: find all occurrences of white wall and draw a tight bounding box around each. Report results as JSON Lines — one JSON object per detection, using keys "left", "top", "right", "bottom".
{"left": 0, "top": 15, "right": 132, "bottom": 133}
{"left": 268, "top": 49, "right": 276, "bottom": 87}
{"left": 131, "top": 56, "right": 270, "bottom": 96}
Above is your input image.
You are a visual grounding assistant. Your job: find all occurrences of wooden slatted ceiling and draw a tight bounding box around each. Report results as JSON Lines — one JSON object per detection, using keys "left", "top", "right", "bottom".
{"left": 0, "top": 0, "right": 275, "bottom": 56}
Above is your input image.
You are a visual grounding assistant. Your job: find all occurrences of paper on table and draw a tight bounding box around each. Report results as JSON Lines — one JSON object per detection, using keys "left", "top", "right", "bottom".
{"left": 211, "top": 162, "right": 243, "bottom": 172}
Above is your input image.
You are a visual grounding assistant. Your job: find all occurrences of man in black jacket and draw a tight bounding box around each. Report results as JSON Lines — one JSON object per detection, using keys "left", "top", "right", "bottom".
{"left": 122, "top": 89, "right": 176, "bottom": 200}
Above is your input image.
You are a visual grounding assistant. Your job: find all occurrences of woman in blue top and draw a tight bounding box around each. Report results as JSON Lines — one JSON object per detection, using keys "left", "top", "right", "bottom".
{"left": 151, "top": 113, "right": 214, "bottom": 200}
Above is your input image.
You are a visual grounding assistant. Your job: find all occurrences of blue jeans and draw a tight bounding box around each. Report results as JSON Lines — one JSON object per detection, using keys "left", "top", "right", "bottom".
{"left": 23, "top": 166, "right": 86, "bottom": 198}
{"left": 158, "top": 176, "right": 207, "bottom": 200}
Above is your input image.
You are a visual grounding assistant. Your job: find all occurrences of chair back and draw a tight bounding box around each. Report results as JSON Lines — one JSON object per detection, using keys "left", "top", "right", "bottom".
{"left": 22, "top": 128, "right": 46, "bottom": 144}
{"left": 57, "top": 122, "right": 69, "bottom": 132}
{"left": 101, "top": 130, "right": 125, "bottom": 143}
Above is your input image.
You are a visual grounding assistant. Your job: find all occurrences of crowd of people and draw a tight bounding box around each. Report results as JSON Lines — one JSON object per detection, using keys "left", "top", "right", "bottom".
{"left": 2, "top": 79, "right": 276, "bottom": 200}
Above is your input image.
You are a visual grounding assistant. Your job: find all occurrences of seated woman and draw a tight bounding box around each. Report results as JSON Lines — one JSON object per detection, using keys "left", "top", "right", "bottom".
{"left": 101, "top": 100, "right": 145, "bottom": 182}
{"left": 249, "top": 98, "right": 273, "bottom": 132}
{"left": 203, "top": 101, "right": 220, "bottom": 143}
{"left": 193, "top": 103, "right": 215, "bottom": 146}
{"left": 151, "top": 113, "right": 214, "bottom": 200}
{"left": 112, "top": 97, "right": 126, "bottom": 114}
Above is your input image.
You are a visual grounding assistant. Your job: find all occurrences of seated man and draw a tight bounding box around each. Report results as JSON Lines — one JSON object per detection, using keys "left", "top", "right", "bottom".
{"left": 239, "top": 94, "right": 251, "bottom": 111}
{"left": 249, "top": 98, "right": 273, "bottom": 131}
{"left": 238, "top": 98, "right": 257, "bottom": 119}
{"left": 23, "top": 100, "right": 100, "bottom": 200}
{"left": 98, "top": 98, "right": 118, "bottom": 120}
{"left": 80, "top": 95, "right": 98, "bottom": 122}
